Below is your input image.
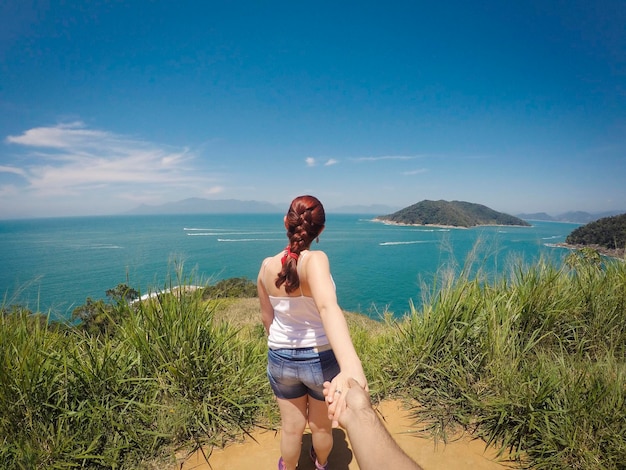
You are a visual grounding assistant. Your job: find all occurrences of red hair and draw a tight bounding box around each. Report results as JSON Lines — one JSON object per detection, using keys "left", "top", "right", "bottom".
{"left": 275, "top": 195, "right": 326, "bottom": 293}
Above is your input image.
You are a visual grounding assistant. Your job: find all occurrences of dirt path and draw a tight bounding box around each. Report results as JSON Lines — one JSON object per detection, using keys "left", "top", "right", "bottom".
{"left": 181, "top": 400, "right": 513, "bottom": 470}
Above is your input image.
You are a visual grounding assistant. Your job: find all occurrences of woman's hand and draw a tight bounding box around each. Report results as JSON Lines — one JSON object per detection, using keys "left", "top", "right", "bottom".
{"left": 323, "top": 371, "right": 368, "bottom": 427}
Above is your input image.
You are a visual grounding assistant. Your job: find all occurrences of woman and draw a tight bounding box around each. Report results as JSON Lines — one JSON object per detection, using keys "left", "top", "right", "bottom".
{"left": 257, "top": 195, "right": 367, "bottom": 470}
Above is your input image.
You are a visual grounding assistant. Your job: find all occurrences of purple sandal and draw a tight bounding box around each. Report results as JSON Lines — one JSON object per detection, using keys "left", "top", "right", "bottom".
{"left": 309, "top": 446, "right": 329, "bottom": 470}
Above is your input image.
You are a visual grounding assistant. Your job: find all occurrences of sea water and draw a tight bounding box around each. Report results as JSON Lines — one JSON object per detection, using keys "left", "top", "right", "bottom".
{"left": 0, "top": 214, "right": 579, "bottom": 321}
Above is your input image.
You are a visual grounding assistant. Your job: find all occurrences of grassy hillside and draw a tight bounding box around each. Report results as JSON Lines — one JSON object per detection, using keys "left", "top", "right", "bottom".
{"left": 1, "top": 250, "right": 625, "bottom": 469}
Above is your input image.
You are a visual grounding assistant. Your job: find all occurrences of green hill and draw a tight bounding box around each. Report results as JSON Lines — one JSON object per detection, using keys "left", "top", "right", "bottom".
{"left": 565, "top": 213, "right": 626, "bottom": 257}
{"left": 375, "top": 200, "right": 531, "bottom": 227}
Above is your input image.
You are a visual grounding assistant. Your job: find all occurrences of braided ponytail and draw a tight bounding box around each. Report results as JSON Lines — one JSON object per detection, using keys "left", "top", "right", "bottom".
{"left": 275, "top": 195, "right": 325, "bottom": 293}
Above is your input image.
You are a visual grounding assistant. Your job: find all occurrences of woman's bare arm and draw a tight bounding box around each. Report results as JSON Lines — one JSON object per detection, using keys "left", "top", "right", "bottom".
{"left": 304, "top": 251, "right": 367, "bottom": 424}
{"left": 257, "top": 260, "right": 275, "bottom": 334}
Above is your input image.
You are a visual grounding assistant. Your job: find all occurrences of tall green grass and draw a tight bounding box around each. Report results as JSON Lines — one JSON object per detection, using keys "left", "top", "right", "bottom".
{"left": 0, "top": 282, "right": 273, "bottom": 469}
{"left": 121, "top": 284, "right": 271, "bottom": 441}
{"left": 387, "top": 252, "right": 626, "bottom": 469}
{"left": 2, "top": 251, "right": 624, "bottom": 469}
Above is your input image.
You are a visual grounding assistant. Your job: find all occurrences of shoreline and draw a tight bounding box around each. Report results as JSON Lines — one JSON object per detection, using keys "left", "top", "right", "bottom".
{"left": 371, "top": 218, "right": 531, "bottom": 230}
{"left": 130, "top": 285, "right": 204, "bottom": 304}
{"left": 551, "top": 242, "right": 625, "bottom": 260}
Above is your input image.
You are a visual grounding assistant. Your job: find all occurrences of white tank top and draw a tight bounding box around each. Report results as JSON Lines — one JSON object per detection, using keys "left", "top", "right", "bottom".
{"left": 265, "top": 251, "right": 330, "bottom": 349}
{"left": 267, "top": 295, "right": 328, "bottom": 349}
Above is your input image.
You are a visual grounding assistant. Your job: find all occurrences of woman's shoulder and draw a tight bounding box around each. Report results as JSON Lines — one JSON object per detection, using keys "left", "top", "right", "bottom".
{"left": 260, "top": 252, "right": 283, "bottom": 271}
{"left": 301, "top": 249, "right": 328, "bottom": 261}
{"left": 300, "top": 249, "right": 330, "bottom": 272}
{"left": 263, "top": 250, "right": 287, "bottom": 262}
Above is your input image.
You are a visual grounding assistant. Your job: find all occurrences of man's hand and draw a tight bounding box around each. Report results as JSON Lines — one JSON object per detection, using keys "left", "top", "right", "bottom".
{"left": 324, "top": 377, "right": 423, "bottom": 470}
{"left": 323, "top": 377, "right": 372, "bottom": 428}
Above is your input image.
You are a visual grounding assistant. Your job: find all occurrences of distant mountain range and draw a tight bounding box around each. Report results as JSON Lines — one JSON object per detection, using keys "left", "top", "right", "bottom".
{"left": 124, "top": 198, "right": 400, "bottom": 215}
{"left": 516, "top": 210, "right": 625, "bottom": 224}
{"left": 123, "top": 198, "right": 624, "bottom": 223}
{"left": 375, "top": 200, "right": 530, "bottom": 227}
{"left": 125, "top": 198, "right": 282, "bottom": 215}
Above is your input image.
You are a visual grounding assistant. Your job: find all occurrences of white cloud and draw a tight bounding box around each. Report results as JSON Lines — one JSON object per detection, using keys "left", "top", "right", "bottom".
{"left": 403, "top": 168, "right": 428, "bottom": 175}
{"left": 2, "top": 122, "right": 218, "bottom": 216}
{"left": 351, "top": 155, "right": 418, "bottom": 162}
{"left": 0, "top": 165, "right": 27, "bottom": 177}
{"left": 205, "top": 185, "right": 224, "bottom": 195}
{"left": 305, "top": 157, "right": 338, "bottom": 167}
{"left": 6, "top": 121, "right": 112, "bottom": 149}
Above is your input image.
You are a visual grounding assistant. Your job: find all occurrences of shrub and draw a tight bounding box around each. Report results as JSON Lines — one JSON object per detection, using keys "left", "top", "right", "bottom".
{"left": 201, "top": 277, "right": 257, "bottom": 299}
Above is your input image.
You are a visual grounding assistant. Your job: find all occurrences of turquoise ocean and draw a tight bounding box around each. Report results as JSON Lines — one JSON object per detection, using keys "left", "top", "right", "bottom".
{"left": 0, "top": 214, "right": 580, "bottom": 321}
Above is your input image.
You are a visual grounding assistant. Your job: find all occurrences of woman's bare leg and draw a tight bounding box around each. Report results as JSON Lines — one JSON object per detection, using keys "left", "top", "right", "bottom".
{"left": 276, "top": 395, "right": 308, "bottom": 470}
{"left": 307, "top": 396, "right": 333, "bottom": 466}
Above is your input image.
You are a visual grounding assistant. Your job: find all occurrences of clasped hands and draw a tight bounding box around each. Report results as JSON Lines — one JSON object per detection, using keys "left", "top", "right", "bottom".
{"left": 323, "top": 372, "right": 369, "bottom": 428}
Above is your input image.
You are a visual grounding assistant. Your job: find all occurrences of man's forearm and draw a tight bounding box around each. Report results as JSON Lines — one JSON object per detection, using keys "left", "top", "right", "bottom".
{"left": 345, "top": 407, "right": 423, "bottom": 470}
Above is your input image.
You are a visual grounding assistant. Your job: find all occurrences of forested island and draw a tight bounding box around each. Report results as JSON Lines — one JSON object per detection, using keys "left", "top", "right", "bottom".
{"left": 563, "top": 213, "right": 626, "bottom": 258}
{"left": 375, "top": 199, "right": 531, "bottom": 227}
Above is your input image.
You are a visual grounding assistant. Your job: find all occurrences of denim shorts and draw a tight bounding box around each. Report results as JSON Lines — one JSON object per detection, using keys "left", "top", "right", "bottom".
{"left": 267, "top": 347, "right": 340, "bottom": 401}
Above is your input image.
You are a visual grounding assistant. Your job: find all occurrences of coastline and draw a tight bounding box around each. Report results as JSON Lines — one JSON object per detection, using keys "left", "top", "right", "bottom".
{"left": 371, "top": 218, "right": 467, "bottom": 229}
{"left": 130, "top": 285, "right": 203, "bottom": 304}
{"left": 371, "top": 218, "right": 531, "bottom": 230}
{"left": 551, "top": 242, "right": 625, "bottom": 260}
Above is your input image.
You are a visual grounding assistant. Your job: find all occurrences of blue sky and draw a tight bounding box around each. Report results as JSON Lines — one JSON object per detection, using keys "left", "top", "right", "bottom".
{"left": 1, "top": 1, "right": 624, "bottom": 219}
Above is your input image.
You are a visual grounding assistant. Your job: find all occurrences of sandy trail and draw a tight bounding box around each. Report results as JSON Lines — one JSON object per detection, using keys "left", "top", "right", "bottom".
{"left": 181, "top": 400, "right": 512, "bottom": 470}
